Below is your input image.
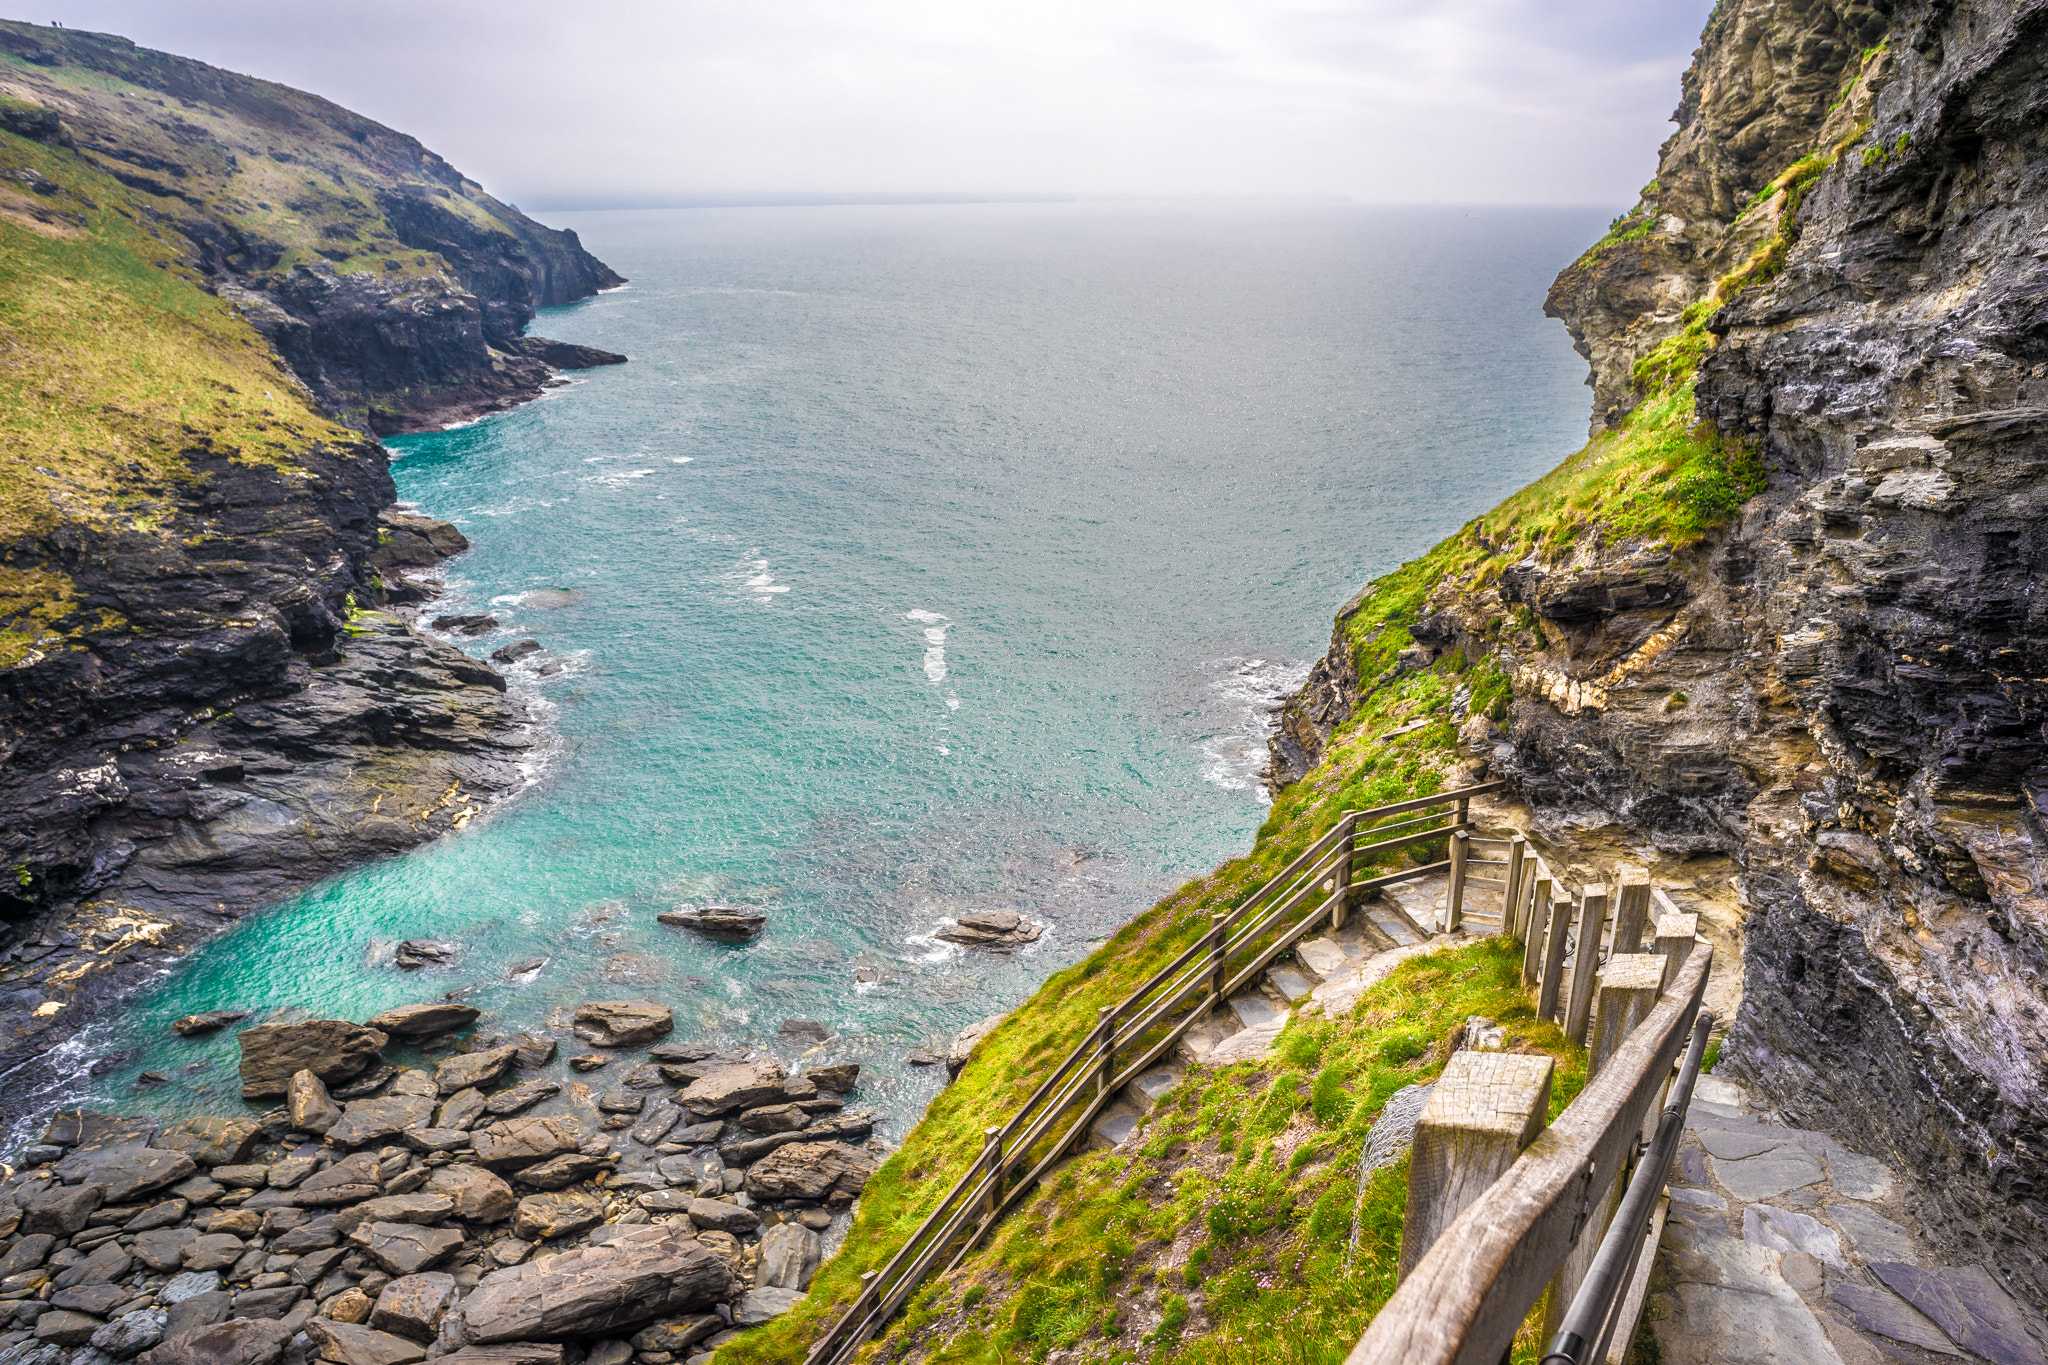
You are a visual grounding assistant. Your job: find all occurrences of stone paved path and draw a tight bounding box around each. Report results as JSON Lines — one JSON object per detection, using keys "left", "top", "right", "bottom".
{"left": 1647, "top": 1074, "right": 2048, "bottom": 1365}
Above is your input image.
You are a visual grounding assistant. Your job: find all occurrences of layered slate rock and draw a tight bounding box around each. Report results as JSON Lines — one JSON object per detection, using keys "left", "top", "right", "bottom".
{"left": 934, "top": 909, "right": 1044, "bottom": 948}
{"left": 367, "top": 1003, "right": 481, "bottom": 1040}
{"left": 570, "top": 1002, "right": 674, "bottom": 1048}
{"left": 237, "top": 1021, "right": 388, "bottom": 1099}
{"left": 656, "top": 906, "right": 767, "bottom": 943}
{"left": 451, "top": 1224, "right": 733, "bottom": 1343}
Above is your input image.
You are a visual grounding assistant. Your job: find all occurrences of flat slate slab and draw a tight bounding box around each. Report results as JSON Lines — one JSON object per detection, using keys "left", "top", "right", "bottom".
{"left": 1870, "top": 1262, "right": 2048, "bottom": 1365}
{"left": 1708, "top": 1148, "right": 1823, "bottom": 1201}
{"left": 1652, "top": 1074, "right": 2048, "bottom": 1365}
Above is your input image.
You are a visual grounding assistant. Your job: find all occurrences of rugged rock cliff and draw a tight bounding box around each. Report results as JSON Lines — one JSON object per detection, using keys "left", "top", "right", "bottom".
{"left": 0, "top": 24, "right": 621, "bottom": 1124}
{"left": 0, "top": 20, "right": 624, "bottom": 433}
{"left": 1277, "top": 0, "right": 2048, "bottom": 1308}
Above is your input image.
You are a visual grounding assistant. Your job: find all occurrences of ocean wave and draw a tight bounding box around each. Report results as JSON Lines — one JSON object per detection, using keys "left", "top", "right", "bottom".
{"left": 735, "top": 555, "right": 791, "bottom": 603}
{"left": 1197, "top": 655, "right": 1309, "bottom": 803}
{"left": 906, "top": 609, "right": 950, "bottom": 684}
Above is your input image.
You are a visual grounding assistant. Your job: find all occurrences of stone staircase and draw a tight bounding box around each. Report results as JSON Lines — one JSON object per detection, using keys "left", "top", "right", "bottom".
{"left": 1087, "top": 873, "right": 1451, "bottom": 1151}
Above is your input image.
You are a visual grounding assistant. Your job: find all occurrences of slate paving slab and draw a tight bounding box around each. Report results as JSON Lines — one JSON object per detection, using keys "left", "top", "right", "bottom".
{"left": 1649, "top": 1075, "right": 2048, "bottom": 1365}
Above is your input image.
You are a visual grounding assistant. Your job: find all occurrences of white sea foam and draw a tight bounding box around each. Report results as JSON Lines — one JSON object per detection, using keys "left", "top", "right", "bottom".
{"left": 906, "top": 610, "right": 951, "bottom": 684}
{"left": 736, "top": 556, "right": 791, "bottom": 602}
{"left": 669, "top": 457, "right": 694, "bottom": 465}
{"left": 1197, "top": 655, "right": 1310, "bottom": 804}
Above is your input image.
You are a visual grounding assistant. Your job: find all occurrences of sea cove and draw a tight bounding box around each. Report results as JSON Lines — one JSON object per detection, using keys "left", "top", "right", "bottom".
{"left": 13, "top": 201, "right": 1598, "bottom": 1144}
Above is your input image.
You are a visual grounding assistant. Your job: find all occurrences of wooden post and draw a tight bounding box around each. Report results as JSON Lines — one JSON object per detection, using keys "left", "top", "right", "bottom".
{"left": 1655, "top": 911, "right": 1700, "bottom": 981}
{"left": 1520, "top": 873, "right": 1552, "bottom": 989}
{"left": 1095, "top": 1007, "right": 1115, "bottom": 1095}
{"left": 1537, "top": 889, "right": 1571, "bottom": 1021}
{"left": 1445, "top": 831, "right": 1469, "bottom": 933}
{"left": 1397, "top": 1051, "right": 1555, "bottom": 1281}
{"left": 1209, "top": 913, "right": 1228, "bottom": 1005}
{"left": 1331, "top": 813, "right": 1355, "bottom": 931}
{"left": 1563, "top": 886, "right": 1607, "bottom": 1045}
{"left": 1504, "top": 836, "right": 1528, "bottom": 940}
{"left": 1587, "top": 954, "right": 1669, "bottom": 1078}
{"left": 1612, "top": 865, "right": 1651, "bottom": 954}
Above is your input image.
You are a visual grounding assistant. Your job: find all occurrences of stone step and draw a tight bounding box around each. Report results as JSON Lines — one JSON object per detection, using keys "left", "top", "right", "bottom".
{"left": 1226, "top": 987, "right": 1287, "bottom": 1032}
{"left": 1266, "top": 963, "right": 1318, "bottom": 1004}
{"left": 1176, "top": 1008, "right": 1237, "bottom": 1066}
{"left": 1381, "top": 878, "right": 1447, "bottom": 933}
{"left": 1297, "top": 936, "right": 1352, "bottom": 980}
{"left": 1368, "top": 905, "right": 1425, "bottom": 947}
{"left": 1088, "top": 1099, "right": 1143, "bottom": 1151}
{"left": 1128, "top": 1063, "right": 1183, "bottom": 1110}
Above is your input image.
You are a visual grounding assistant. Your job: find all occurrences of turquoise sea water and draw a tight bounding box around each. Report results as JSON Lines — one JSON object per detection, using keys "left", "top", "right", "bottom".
{"left": 38, "top": 202, "right": 1599, "bottom": 1140}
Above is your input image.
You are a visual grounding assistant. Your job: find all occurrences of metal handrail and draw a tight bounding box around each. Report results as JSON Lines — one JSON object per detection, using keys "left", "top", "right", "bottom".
{"left": 1541, "top": 1010, "right": 1716, "bottom": 1365}
{"left": 801, "top": 781, "right": 1500, "bottom": 1364}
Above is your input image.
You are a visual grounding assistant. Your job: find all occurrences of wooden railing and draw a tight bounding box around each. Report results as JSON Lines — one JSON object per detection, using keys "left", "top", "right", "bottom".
{"left": 1348, "top": 877, "right": 1714, "bottom": 1365}
{"left": 802, "top": 780, "right": 1505, "bottom": 1365}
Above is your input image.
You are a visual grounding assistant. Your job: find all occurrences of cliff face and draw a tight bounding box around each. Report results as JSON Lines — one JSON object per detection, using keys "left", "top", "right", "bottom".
{"left": 0, "top": 25, "right": 618, "bottom": 1123}
{"left": 1278, "top": 0, "right": 2048, "bottom": 1306}
{"left": 0, "top": 20, "right": 624, "bottom": 433}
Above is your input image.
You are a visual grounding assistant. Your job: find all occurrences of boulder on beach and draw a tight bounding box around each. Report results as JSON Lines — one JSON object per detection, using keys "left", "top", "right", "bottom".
{"left": 678, "top": 1060, "right": 788, "bottom": 1117}
{"left": 451, "top": 1223, "right": 733, "bottom": 1344}
{"left": 655, "top": 905, "right": 766, "bottom": 943}
{"left": 571, "top": 1000, "right": 673, "bottom": 1047}
{"left": 742, "top": 1140, "right": 878, "bottom": 1203}
{"left": 368, "top": 1002, "right": 481, "bottom": 1040}
{"left": 237, "top": 1020, "right": 388, "bottom": 1099}
{"left": 935, "top": 909, "right": 1043, "bottom": 948}
{"left": 489, "top": 638, "right": 543, "bottom": 665}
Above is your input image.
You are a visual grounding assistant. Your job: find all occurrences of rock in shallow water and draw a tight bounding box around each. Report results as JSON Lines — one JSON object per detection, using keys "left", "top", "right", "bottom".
{"left": 570, "top": 1001, "right": 673, "bottom": 1047}
{"left": 656, "top": 906, "right": 766, "bottom": 943}
{"left": 236, "top": 1021, "right": 387, "bottom": 1099}
{"left": 935, "top": 909, "right": 1043, "bottom": 948}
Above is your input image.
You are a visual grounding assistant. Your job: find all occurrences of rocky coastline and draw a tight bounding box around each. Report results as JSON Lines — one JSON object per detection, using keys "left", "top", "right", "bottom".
{"left": 0, "top": 997, "right": 879, "bottom": 1364}
{"left": 0, "top": 21, "right": 627, "bottom": 1140}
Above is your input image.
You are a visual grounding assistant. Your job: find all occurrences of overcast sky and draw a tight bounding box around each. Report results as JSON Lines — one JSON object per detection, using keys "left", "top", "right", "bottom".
{"left": 27, "top": 0, "right": 1712, "bottom": 209}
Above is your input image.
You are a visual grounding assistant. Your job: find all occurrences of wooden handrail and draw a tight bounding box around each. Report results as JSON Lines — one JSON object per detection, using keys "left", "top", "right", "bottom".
{"left": 803, "top": 782, "right": 1500, "bottom": 1365}
{"left": 1346, "top": 945, "right": 1713, "bottom": 1365}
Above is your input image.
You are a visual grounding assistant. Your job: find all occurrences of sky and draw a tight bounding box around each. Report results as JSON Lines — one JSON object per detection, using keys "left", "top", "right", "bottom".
{"left": 24, "top": 1, "right": 1714, "bottom": 209}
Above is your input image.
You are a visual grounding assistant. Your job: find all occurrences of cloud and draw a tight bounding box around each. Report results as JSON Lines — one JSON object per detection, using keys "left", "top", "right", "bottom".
{"left": 35, "top": 0, "right": 1712, "bottom": 207}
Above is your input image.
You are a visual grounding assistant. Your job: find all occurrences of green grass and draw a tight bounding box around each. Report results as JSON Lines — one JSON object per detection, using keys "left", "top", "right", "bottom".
{"left": 864, "top": 940, "right": 1585, "bottom": 1364}
{"left": 0, "top": 127, "right": 352, "bottom": 542}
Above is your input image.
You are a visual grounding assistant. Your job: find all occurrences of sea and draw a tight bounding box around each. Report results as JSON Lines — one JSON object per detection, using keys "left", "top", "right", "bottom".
{"left": 17, "top": 200, "right": 1601, "bottom": 1145}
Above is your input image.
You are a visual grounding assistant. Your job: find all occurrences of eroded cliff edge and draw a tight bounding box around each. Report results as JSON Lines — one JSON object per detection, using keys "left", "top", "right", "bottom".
{"left": 0, "top": 22, "right": 624, "bottom": 1123}
{"left": 1277, "top": 0, "right": 2048, "bottom": 1305}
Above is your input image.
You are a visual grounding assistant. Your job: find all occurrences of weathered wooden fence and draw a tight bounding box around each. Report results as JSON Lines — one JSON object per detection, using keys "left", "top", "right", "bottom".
{"left": 1348, "top": 876, "right": 1713, "bottom": 1365}
{"left": 803, "top": 781, "right": 1505, "bottom": 1365}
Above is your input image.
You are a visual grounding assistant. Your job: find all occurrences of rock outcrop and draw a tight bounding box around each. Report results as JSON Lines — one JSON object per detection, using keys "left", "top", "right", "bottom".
{"left": 0, "top": 1008, "right": 881, "bottom": 1362}
{"left": 1275, "top": 0, "right": 2048, "bottom": 1309}
{"left": 0, "top": 17, "right": 623, "bottom": 1132}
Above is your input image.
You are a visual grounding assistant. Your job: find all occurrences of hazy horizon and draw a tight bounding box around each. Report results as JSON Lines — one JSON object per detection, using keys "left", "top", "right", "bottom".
{"left": 19, "top": 1, "right": 1713, "bottom": 213}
